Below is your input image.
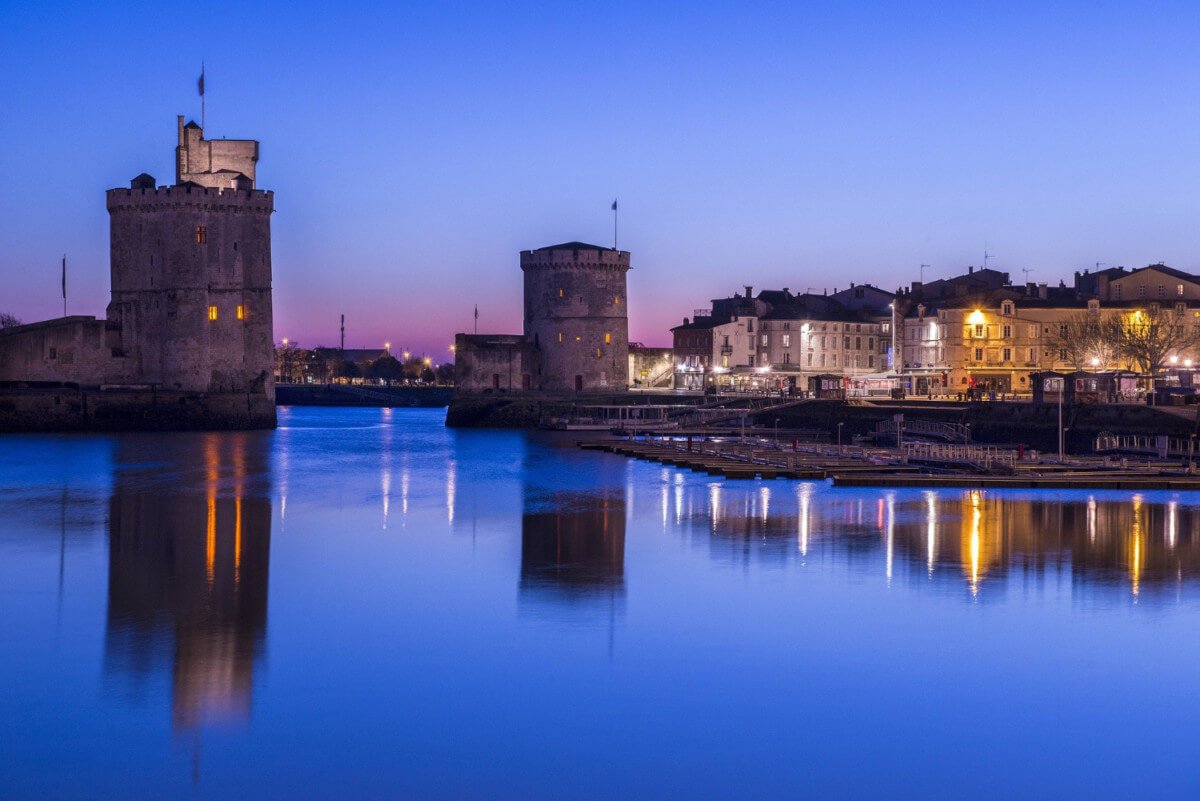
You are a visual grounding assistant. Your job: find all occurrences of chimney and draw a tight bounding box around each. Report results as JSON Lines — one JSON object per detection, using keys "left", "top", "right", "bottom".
{"left": 783, "top": 287, "right": 789, "bottom": 294}
{"left": 1038, "top": 282, "right": 1048, "bottom": 299}
{"left": 745, "top": 285, "right": 753, "bottom": 297}
{"left": 968, "top": 265, "right": 975, "bottom": 274}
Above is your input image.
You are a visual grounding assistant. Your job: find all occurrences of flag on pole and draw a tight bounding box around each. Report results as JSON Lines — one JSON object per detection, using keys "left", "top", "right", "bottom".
{"left": 198, "top": 66, "right": 205, "bottom": 97}
{"left": 611, "top": 199, "right": 618, "bottom": 211}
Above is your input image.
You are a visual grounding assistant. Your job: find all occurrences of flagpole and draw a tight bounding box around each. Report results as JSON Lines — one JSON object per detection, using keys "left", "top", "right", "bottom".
{"left": 200, "top": 62, "right": 206, "bottom": 131}
{"left": 612, "top": 199, "right": 618, "bottom": 250}
{"left": 62, "top": 254, "right": 66, "bottom": 317}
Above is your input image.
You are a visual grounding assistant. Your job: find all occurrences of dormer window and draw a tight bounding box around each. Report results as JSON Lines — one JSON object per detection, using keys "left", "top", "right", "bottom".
{"left": 1001, "top": 301, "right": 1014, "bottom": 316}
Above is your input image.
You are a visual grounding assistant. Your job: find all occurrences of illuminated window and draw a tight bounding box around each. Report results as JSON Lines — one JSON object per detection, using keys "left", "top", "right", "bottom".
{"left": 557, "top": 332, "right": 563, "bottom": 343}
{"left": 236, "top": 304, "right": 245, "bottom": 320}
{"left": 559, "top": 288, "right": 564, "bottom": 297}
{"left": 1178, "top": 284, "right": 1186, "bottom": 296}
{"left": 595, "top": 348, "right": 601, "bottom": 358}
{"left": 605, "top": 332, "right": 612, "bottom": 344}
{"left": 575, "top": 335, "right": 581, "bottom": 341}
{"left": 196, "top": 226, "right": 207, "bottom": 244}
{"left": 974, "top": 324, "right": 984, "bottom": 337}
{"left": 614, "top": 295, "right": 620, "bottom": 305}
{"left": 207, "top": 305, "right": 218, "bottom": 321}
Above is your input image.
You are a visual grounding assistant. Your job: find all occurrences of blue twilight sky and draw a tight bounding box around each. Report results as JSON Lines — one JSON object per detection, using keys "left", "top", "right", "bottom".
{"left": 3, "top": 1, "right": 1200, "bottom": 356}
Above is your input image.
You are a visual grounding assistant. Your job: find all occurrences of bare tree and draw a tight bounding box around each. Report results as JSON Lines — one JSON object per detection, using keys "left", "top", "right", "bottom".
{"left": 1044, "top": 311, "right": 1109, "bottom": 370}
{"left": 1109, "top": 304, "right": 1200, "bottom": 374}
{"left": 0, "top": 312, "right": 21, "bottom": 329}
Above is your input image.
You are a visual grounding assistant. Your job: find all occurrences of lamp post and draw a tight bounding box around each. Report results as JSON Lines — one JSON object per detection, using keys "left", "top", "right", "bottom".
{"left": 837, "top": 421, "right": 844, "bottom": 454}
{"left": 1058, "top": 378, "right": 1064, "bottom": 462}
{"left": 889, "top": 302, "right": 898, "bottom": 376}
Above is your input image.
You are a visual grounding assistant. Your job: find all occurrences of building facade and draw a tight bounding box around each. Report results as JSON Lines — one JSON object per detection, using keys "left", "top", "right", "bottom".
{"left": 673, "top": 287, "right": 893, "bottom": 392}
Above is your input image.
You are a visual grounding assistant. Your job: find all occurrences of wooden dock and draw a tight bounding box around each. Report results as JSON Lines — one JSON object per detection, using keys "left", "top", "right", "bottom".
{"left": 579, "top": 438, "right": 1200, "bottom": 490}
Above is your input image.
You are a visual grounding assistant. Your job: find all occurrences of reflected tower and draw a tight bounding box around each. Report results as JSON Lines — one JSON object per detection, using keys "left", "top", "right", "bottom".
{"left": 105, "top": 432, "right": 271, "bottom": 729}
{"left": 520, "top": 490, "right": 626, "bottom": 604}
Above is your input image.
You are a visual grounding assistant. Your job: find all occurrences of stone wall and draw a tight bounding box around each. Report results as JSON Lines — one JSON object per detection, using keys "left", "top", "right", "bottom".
{"left": 0, "top": 388, "right": 276, "bottom": 432}
{"left": 454, "top": 333, "right": 535, "bottom": 391}
{"left": 0, "top": 316, "right": 126, "bottom": 385}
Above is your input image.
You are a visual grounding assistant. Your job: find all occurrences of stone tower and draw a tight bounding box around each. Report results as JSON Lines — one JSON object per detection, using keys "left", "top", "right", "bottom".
{"left": 522, "top": 242, "right": 630, "bottom": 391}
{"left": 104, "top": 117, "right": 275, "bottom": 404}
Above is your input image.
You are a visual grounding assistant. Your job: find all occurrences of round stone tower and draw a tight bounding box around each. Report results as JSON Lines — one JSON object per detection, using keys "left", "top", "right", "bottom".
{"left": 522, "top": 242, "right": 630, "bottom": 391}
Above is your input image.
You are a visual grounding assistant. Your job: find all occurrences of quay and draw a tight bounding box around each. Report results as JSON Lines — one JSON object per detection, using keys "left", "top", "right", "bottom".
{"left": 580, "top": 436, "right": 1200, "bottom": 490}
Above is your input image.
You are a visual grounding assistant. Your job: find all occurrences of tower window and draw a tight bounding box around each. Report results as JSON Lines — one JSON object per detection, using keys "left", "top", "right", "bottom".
{"left": 208, "top": 305, "right": 218, "bottom": 321}
{"left": 557, "top": 332, "right": 563, "bottom": 343}
{"left": 595, "top": 348, "right": 601, "bottom": 358}
{"left": 559, "top": 288, "right": 564, "bottom": 297}
{"left": 236, "top": 304, "right": 245, "bottom": 320}
{"left": 196, "top": 226, "right": 207, "bottom": 244}
{"left": 605, "top": 332, "right": 612, "bottom": 344}
{"left": 614, "top": 295, "right": 620, "bottom": 305}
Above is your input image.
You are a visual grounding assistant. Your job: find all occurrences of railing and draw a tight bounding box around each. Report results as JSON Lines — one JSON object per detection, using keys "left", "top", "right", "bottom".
{"left": 720, "top": 345, "right": 734, "bottom": 355}
{"left": 876, "top": 418, "right": 971, "bottom": 443}
{"left": 903, "top": 442, "right": 1018, "bottom": 470}
{"left": 1094, "top": 432, "right": 1195, "bottom": 458}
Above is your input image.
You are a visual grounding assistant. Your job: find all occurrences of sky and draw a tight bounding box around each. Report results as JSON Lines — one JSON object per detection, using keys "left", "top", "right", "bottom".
{"left": 4, "top": 1, "right": 1200, "bottom": 357}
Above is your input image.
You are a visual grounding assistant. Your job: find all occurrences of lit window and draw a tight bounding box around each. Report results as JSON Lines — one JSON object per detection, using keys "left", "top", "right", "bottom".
{"left": 208, "top": 305, "right": 218, "bottom": 321}
{"left": 196, "top": 226, "right": 207, "bottom": 244}
{"left": 614, "top": 295, "right": 620, "bottom": 305}
{"left": 557, "top": 332, "right": 563, "bottom": 343}
{"left": 236, "top": 304, "right": 245, "bottom": 320}
{"left": 1178, "top": 284, "right": 1185, "bottom": 296}
{"left": 605, "top": 332, "right": 612, "bottom": 344}
{"left": 595, "top": 348, "right": 601, "bottom": 358}
{"left": 559, "top": 288, "right": 564, "bottom": 297}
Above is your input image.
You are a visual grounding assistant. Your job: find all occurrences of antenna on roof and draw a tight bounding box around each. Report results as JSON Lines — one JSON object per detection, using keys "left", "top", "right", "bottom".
{"left": 1022, "top": 267, "right": 1034, "bottom": 284}
{"left": 983, "top": 243, "right": 992, "bottom": 270}
{"left": 1095, "top": 262, "right": 1105, "bottom": 271}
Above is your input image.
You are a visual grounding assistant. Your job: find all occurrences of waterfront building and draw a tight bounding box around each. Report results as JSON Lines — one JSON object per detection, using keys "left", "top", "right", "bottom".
{"left": 0, "top": 116, "right": 276, "bottom": 427}
{"left": 672, "top": 286, "right": 892, "bottom": 392}
{"left": 898, "top": 264, "right": 1200, "bottom": 395}
{"left": 455, "top": 242, "right": 631, "bottom": 392}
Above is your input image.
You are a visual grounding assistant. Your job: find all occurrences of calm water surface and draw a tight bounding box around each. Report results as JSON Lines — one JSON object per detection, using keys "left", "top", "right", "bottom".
{"left": 1, "top": 407, "right": 1198, "bottom": 799}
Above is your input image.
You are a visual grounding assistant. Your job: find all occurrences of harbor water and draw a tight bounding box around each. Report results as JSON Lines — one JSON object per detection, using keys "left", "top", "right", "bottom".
{"left": 1, "top": 407, "right": 1198, "bottom": 799}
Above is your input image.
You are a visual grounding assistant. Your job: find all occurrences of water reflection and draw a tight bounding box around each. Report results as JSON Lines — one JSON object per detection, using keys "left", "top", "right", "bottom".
{"left": 520, "top": 491, "right": 626, "bottom": 604}
{"left": 104, "top": 433, "right": 271, "bottom": 729}
{"left": 681, "top": 482, "right": 1200, "bottom": 599}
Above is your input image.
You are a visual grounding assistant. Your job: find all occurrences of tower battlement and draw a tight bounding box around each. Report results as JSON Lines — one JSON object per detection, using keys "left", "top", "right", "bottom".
{"left": 520, "top": 242, "right": 630, "bottom": 270}
{"left": 106, "top": 185, "right": 273, "bottom": 213}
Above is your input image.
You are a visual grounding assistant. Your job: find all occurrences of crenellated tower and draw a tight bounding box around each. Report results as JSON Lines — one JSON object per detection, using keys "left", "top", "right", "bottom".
{"left": 104, "top": 117, "right": 275, "bottom": 402}
{"left": 521, "top": 242, "right": 630, "bottom": 391}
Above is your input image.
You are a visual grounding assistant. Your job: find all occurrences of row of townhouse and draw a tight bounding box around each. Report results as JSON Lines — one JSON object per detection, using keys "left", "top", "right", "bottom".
{"left": 672, "top": 263, "right": 1200, "bottom": 395}
{"left": 671, "top": 285, "right": 893, "bottom": 391}
{"left": 901, "top": 264, "right": 1200, "bottom": 395}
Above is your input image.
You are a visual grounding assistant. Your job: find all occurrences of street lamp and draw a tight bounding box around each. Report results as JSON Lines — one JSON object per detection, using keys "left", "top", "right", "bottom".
{"left": 837, "top": 422, "right": 844, "bottom": 454}
{"left": 888, "top": 301, "right": 898, "bottom": 375}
